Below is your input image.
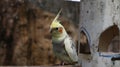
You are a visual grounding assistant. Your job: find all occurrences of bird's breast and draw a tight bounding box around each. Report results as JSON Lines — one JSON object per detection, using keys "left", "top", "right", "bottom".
{"left": 52, "top": 41, "right": 73, "bottom": 62}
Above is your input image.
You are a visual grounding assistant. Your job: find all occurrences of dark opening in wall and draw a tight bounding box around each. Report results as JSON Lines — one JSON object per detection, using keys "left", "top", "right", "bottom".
{"left": 108, "top": 35, "right": 120, "bottom": 53}
{"left": 79, "top": 31, "right": 91, "bottom": 54}
{"left": 98, "top": 25, "right": 120, "bottom": 52}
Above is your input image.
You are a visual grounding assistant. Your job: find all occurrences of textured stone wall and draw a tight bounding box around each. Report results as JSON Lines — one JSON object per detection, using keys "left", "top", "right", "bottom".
{"left": 0, "top": 0, "right": 78, "bottom": 66}
{"left": 79, "top": 0, "right": 120, "bottom": 67}
{"left": 28, "top": 0, "right": 80, "bottom": 26}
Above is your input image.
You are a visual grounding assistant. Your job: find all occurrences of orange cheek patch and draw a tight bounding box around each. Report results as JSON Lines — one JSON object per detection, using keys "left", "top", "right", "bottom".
{"left": 58, "top": 27, "right": 63, "bottom": 33}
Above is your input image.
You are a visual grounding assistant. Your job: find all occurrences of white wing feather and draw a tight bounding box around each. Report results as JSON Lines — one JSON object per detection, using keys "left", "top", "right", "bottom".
{"left": 64, "top": 36, "right": 78, "bottom": 62}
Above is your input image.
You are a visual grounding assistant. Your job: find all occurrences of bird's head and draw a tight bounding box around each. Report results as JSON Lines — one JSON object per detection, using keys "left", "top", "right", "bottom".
{"left": 50, "top": 20, "right": 65, "bottom": 38}
{"left": 50, "top": 9, "right": 67, "bottom": 38}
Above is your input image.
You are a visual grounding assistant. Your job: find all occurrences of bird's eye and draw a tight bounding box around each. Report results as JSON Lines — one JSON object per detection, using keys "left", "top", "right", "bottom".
{"left": 55, "top": 28, "right": 58, "bottom": 30}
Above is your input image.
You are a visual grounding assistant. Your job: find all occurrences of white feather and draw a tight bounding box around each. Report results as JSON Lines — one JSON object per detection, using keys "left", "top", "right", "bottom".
{"left": 64, "top": 36, "right": 78, "bottom": 62}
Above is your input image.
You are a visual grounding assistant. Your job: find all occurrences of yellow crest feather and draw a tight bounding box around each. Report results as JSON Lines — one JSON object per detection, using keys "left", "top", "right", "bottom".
{"left": 50, "top": 9, "right": 62, "bottom": 28}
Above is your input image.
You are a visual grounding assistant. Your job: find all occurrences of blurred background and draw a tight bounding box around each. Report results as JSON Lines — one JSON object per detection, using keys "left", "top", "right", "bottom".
{"left": 0, "top": 0, "right": 79, "bottom": 66}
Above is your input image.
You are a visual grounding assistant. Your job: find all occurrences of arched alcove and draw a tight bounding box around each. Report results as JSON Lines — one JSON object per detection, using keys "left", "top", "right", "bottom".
{"left": 108, "top": 36, "right": 120, "bottom": 53}
{"left": 79, "top": 30, "right": 91, "bottom": 54}
{"left": 98, "top": 25, "right": 120, "bottom": 52}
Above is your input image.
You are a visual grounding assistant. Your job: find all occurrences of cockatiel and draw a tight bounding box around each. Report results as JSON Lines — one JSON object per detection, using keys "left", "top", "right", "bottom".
{"left": 50, "top": 9, "right": 78, "bottom": 64}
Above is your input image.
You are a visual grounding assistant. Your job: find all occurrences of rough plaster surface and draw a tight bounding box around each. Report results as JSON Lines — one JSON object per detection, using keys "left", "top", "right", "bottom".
{"left": 79, "top": 0, "right": 120, "bottom": 67}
